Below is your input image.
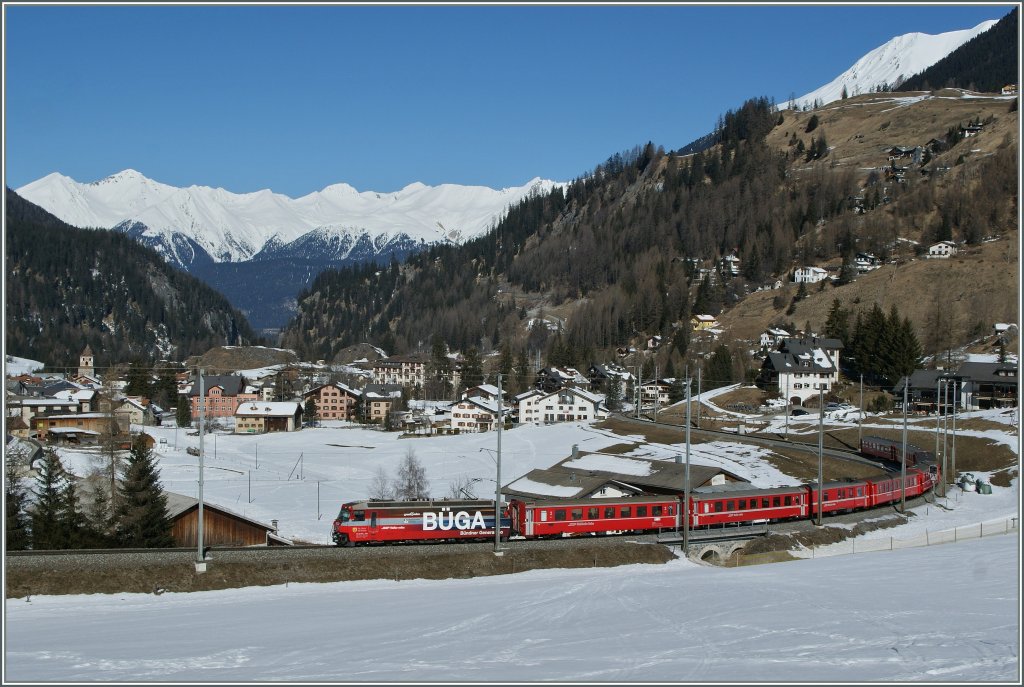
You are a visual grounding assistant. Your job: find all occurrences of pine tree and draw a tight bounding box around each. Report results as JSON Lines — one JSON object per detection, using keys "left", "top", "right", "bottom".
{"left": 5, "top": 449, "right": 30, "bottom": 550}
{"left": 461, "top": 347, "right": 484, "bottom": 390}
{"left": 176, "top": 395, "right": 192, "bottom": 428}
{"left": 115, "top": 435, "right": 173, "bottom": 548}
{"left": 304, "top": 396, "right": 318, "bottom": 426}
{"left": 29, "top": 449, "right": 70, "bottom": 550}
{"left": 704, "top": 344, "right": 735, "bottom": 390}
{"left": 604, "top": 377, "right": 623, "bottom": 411}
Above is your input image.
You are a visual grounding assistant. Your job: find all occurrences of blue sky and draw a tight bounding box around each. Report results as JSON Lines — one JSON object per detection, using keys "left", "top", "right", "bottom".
{"left": 3, "top": 3, "right": 1013, "bottom": 197}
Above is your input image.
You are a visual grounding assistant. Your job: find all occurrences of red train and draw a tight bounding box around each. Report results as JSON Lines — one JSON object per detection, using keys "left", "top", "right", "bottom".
{"left": 332, "top": 467, "right": 938, "bottom": 545}
{"left": 861, "top": 435, "right": 939, "bottom": 472}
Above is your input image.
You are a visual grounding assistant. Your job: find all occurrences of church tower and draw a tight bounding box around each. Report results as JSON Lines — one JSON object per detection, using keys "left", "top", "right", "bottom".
{"left": 79, "top": 345, "right": 94, "bottom": 378}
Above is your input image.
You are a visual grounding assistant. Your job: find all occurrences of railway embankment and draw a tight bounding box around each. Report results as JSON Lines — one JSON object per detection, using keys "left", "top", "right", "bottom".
{"left": 5, "top": 537, "right": 677, "bottom": 598}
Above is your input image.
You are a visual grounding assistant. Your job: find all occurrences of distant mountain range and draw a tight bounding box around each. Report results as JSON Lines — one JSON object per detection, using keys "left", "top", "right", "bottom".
{"left": 16, "top": 171, "right": 560, "bottom": 331}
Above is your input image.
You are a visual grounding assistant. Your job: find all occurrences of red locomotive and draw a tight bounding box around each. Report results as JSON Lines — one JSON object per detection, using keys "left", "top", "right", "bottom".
{"left": 332, "top": 499, "right": 510, "bottom": 547}
{"left": 332, "top": 468, "right": 938, "bottom": 546}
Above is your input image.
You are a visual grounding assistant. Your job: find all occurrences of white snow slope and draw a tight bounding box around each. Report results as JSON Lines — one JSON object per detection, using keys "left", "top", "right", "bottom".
{"left": 4, "top": 531, "right": 1018, "bottom": 681}
{"left": 784, "top": 19, "right": 998, "bottom": 110}
{"left": 15, "top": 170, "right": 561, "bottom": 264}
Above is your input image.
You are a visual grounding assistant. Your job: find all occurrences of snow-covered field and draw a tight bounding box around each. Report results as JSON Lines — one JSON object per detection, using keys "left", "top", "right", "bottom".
{"left": 7, "top": 389, "right": 1020, "bottom": 682}
{"left": 4, "top": 533, "right": 1018, "bottom": 682}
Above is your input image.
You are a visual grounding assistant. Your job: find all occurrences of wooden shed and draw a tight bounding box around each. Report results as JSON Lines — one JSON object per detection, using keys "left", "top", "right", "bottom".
{"left": 165, "top": 492, "right": 291, "bottom": 547}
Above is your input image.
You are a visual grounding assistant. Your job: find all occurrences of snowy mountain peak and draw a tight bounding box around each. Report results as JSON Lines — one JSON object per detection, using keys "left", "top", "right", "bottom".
{"left": 784, "top": 19, "right": 998, "bottom": 110}
{"left": 16, "top": 170, "right": 565, "bottom": 266}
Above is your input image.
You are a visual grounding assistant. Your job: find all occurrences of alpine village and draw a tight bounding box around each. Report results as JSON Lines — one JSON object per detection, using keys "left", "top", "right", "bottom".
{"left": 4, "top": 9, "right": 1020, "bottom": 596}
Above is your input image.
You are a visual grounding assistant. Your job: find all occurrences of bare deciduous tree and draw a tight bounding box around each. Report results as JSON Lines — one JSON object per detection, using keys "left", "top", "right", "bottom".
{"left": 368, "top": 466, "right": 394, "bottom": 501}
{"left": 393, "top": 448, "right": 430, "bottom": 501}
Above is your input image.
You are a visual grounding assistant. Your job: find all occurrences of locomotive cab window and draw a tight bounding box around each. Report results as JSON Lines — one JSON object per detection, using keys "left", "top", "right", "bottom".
{"left": 337, "top": 510, "right": 350, "bottom": 522}
{"left": 354, "top": 510, "right": 365, "bottom": 521}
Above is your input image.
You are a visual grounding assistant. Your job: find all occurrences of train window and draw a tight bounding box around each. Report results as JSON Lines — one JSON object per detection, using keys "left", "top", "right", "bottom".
{"left": 784, "top": 496, "right": 792, "bottom": 506}
{"left": 726, "top": 501, "right": 734, "bottom": 511}
{"left": 637, "top": 506, "right": 648, "bottom": 517}
{"left": 354, "top": 510, "right": 365, "bottom": 521}
{"left": 540, "top": 510, "right": 548, "bottom": 522}
{"left": 773, "top": 497, "right": 781, "bottom": 507}
{"left": 858, "top": 487, "right": 864, "bottom": 497}
{"left": 571, "top": 509, "right": 583, "bottom": 520}
{"left": 714, "top": 502, "right": 723, "bottom": 513}
{"left": 370, "top": 513, "right": 378, "bottom": 528}
{"left": 554, "top": 509, "right": 566, "bottom": 521}
{"left": 762, "top": 498, "right": 770, "bottom": 508}
{"left": 604, "top": 507, "right": 615, "bottom": 519}
{"left": 338, "top": 510, "right": 350, "bottom": 522}
{"left": 738, "top": 499, "right": 746, "bottom": 509}
{"left": 621, "top": 507, "right": 631, "bottom": 518}
{"left": 652, "top": 505, "right": 662, "bottom": 516}
{"left": 588, "top": 507, "right": 599, "bottom": 519}
{"left": 667, "top": 505, "right": 674, "bottom": 515}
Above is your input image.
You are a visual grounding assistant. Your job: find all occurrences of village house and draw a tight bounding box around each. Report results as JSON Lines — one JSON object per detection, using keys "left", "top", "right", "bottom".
{"left": 534, "top": 366, "right": 587, "bottom": 393}
{"left": 1001, "top": 84, "right": 1017, "bottom": 95}
{"left": 302, "top": 382, "right": 361, "bottom": 421}
{"left": 501, "top": 446, "right": 745, "bottom": 502}
{"left": 449, "top": 396, "right": 503, "bottom": 432}
{"left": 722, "top": 254, "right": 740, "bottom": 276}
{"left": 515, "top": 386, "right": 605, "bottom": 427}
{"left": 460, "top": 384, "right": 502, "bottom": 402}
{"left": 757, "top": 336, "right": 843, "bottom": 405}
{"left": 793, "top": 266, "right": 829, "bottom": 284}
{"left": 233, "top": 401, "right": 303, "bottom": 434}
{"left": 588, "top": 363, "right": 632, "bottom": 397}
{"left": 114, "top": 397, "right": 162, "bottom": 427}
{"left": 361, "top": 384, "right": 403, "bottom": 425}
{"left": 759, "top": 328, "right": 791, "bottom": 352}
{"left": 370, "top": 354, "right": 428, "bottom": 389}
{"left": 927, "top": 240, "right": 958, "bottom": 258}
{"left": 32, "top": 412, "right": 120, "bottom": 444}
{"left": 690, "top": 314, "right": 719, "bottom": 331}
{"left": 189, "top": 375, "right": 258, "bottom": 419}
{"left": 639, "top": 379, "right": 672, "bottom": 408}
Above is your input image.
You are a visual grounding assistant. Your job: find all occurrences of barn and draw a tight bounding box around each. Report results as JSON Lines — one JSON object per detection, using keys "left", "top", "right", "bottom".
{"left": 165, "top": 492, "right": 292, "bottom": 547}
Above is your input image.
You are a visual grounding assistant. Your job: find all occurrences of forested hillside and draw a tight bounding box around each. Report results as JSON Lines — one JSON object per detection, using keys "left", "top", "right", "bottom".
{"left": 5, "top": 190, "right": 260, "bottom": 370}
{"left": 281, "top": 87, "right": 1017, "bottom": 385}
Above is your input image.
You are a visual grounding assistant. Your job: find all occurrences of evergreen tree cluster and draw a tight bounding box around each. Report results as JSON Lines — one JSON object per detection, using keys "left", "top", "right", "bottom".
{"left": 824, "top": 300, "right": 923, "bottom": 385}
{"left": 5, "top": 190, "right": 259, "bottom": 369}
{"left": 5, "top": 436, "right": 173, "bottom": 550}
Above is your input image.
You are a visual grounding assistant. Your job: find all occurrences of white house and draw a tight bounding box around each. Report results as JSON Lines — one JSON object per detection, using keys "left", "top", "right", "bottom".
{"left": 449, "top": 397, "right": 503, "bottom": 432}
{"left": 794, "top": 266, "right": 829, "bottom": 283}
{"left": 927, "top": 241, "right": 958, "bottom": 258}
{"left": 759, "top": 328, "right": 791, "bottom": 351}
{"left": 516, "top": 387, "right": 605, "bottom": 426}
{"left": 723, "top": 254, "right": 740, "bottom": 276}
{"left": 758, "top": 337, "right": 843, "bottom": 405}
{"left": 234, "top": 401, "right": 303, "bottom": 434}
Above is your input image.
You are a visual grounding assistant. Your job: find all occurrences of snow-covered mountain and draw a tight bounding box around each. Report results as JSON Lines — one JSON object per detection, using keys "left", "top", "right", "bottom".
{"left": 16, "top": 170, "right": 562, "bottom": 268}
{"left": 784, "top": 19, "right": 998, "bottom": 110}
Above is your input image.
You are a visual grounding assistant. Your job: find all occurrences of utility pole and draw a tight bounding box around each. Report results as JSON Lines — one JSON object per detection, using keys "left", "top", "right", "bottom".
{"left": 942, "top": 379, "right": 949, "bottom": 487}
{"left": 784, "top": 375, "right": 790, "bottom": 440}
{"left": 683, "top": 377, "right": 691, "bottom": 554}
{"left": 935, "top": 377, "right": 943, "bottom": 496}
{"left": 197, "top": 368, "right": 206, "bottom": 568}
{"left": 858, "top": 373, "right": 864, "bottom": 446}
{"left": 816, "top": 385, "right": 823, "bottom": 526}
{"left": 494, "top": 373, "right": 503, "bottom": 555}
{"left": 900, "top": 377, "right": 908, "bottom": 514}
{"left": 696, "top": 367, "right": 702, "bottom": 429}
{"left": 951, "top": 376, "right": 958, "bottom": 486}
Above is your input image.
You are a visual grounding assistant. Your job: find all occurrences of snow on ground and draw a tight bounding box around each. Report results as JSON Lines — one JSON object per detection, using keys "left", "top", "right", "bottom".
{"left": 4, "top": 355, "right": 44, "bottom": 376}
{"left": 4, "top": 533, "right": 1017, "bottom": 682}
